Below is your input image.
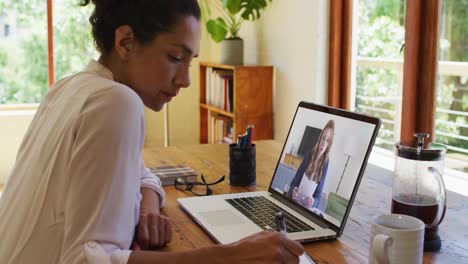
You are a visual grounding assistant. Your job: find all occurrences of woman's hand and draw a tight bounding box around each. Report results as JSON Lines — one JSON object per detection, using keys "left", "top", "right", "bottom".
{"left": 129, "top": 230, "right": 304, "bottom": 264}
{"left": 132, "top": 212, "right": 173, "bottom": 250}
{"left": 292, "top": 187, "right": 299, "bottom": 200}
{"left": 132, "top": 188, "right": 173, "bottom": 250}
{"left": 225, "top": 231, "right": 304, "bottom": 263}
{"left": 304, "top": 197, "right": 314, "bottom": 208}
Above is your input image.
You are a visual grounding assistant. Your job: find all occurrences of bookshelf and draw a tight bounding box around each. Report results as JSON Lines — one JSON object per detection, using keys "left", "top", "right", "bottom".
{"left": 199, "top": 62, "right": 273, "bottom": 144}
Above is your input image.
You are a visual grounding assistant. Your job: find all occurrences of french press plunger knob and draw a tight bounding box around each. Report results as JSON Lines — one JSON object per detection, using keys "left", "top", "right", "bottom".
{"left": 414, "top": 133, "right": 430, "bottom": 151}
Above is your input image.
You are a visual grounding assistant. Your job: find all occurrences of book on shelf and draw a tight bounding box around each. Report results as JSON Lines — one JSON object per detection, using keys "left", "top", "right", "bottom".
{"left": 208, "top": 114, "right": 233, "bottom": 144}
{"left": 223, "top": 136, "right": 233, "bottom": 144}
{"left": 204, "top": 67, "right": 233, "bottom": 112}
{"left": 148, "top": 165, "right": 197, "bottom": 186}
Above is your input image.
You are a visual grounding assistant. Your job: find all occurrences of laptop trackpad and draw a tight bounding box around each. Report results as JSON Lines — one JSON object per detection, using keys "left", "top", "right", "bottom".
{"left": 199, "top": 210, "right": 245, "bottom": 226}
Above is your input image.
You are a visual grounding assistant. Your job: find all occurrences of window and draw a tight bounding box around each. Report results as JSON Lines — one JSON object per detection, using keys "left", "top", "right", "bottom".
{"left": 352, "top": 0, "right": 406, "bottom": 150}
{"left": 330, "top": 0, "right": 468, "bottom": 174}
{"left": 436, "top": 0, "right": 468, "bottom": 173}
{"left": 0, "top": 1, "right": 94, "bottom": 105}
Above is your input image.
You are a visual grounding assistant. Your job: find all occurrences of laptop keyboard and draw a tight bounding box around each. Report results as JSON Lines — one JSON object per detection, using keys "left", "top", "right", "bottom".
{"left": 225, "top": 196, "right": 315, "bottom": 233}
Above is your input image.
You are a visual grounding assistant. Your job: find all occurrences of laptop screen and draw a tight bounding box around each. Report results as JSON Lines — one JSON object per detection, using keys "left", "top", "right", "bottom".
{"left": 270, "top": 102, "right": 379, "bottom": 229}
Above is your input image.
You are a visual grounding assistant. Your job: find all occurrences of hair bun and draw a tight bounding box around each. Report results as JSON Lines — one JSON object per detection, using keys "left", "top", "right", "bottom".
{"left": 80, "top": 0, "right": 109, "bottom": 7}
{"left": 82, "top": 0, "right": 200, "bottom": 53}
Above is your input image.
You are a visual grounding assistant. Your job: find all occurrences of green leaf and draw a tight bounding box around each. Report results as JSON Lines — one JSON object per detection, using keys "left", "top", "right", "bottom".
{"left": 240, "top": 0, "right": 271, "bottom": 21}
{"left": 206, "top": 18, "right": 229, "bottom": 42}
{"left": 223, "top": 0, "right": 242, "bottom": 15}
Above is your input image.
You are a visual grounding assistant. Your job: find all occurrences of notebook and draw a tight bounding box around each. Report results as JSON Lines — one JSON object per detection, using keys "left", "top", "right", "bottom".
{"left": 178, "top": 101, "right": 380, "bottom": 246}
{"left": 149, "top": 165, "right": 197, "bottom": 186}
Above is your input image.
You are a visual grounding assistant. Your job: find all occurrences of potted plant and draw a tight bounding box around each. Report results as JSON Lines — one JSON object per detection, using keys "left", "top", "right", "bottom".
{"left": 201, "top": 0, "right": 272, "bottom": 65}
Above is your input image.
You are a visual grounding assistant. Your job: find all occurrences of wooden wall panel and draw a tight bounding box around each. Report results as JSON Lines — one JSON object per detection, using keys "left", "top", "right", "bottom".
{"left": 401, "top": 0, "right": 441, "bottom": 142}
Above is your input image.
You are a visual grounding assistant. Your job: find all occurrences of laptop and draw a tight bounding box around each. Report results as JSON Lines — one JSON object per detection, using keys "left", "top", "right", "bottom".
{"left": 178, "top": 101, "right": 381, "bottom": 245}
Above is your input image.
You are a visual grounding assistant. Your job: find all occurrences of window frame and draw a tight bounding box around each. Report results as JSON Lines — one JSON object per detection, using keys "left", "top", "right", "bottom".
{"left": 47, "top": 0, "right": 54, "bottom": 87}
{"left": 328, "top": 0, "right": 442, "bottom": 144}
{"left": 400, "top": 0, "right": 441, "bottom": 142}
{"left": 328, "top": 0, "right": 353, "bottom": 110}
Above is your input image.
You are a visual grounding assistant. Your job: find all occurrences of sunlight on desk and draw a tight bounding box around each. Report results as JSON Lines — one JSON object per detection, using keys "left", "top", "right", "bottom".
{"left": 444, "top": 169, "right": 468, "bottom": 197}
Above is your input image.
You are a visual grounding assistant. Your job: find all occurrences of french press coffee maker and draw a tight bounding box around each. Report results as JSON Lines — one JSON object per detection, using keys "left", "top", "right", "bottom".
{"left": 392, "top": 133, "right": 447, "bottom": 251}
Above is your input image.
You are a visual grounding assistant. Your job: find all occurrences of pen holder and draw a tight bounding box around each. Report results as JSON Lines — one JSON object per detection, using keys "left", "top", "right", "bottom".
{"left": 228, "top": 143, "right": 256, "bottom": 186}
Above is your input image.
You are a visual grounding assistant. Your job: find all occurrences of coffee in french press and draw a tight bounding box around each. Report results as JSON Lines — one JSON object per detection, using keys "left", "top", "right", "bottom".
{"left": 392, "top": 133, "right": 447, "bottom": 252}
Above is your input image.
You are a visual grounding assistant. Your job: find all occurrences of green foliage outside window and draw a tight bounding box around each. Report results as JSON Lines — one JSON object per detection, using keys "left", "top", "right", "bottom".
{"left": 435, "top": 0, "right": 468, "bottom": 154}
{"left": 0, "top": 0, "right": 94, "bottom": 104}
{"left": 357, "top": 0, "right": 468, "bottom": 166}
{"left": 356, "top": 0, "right": 405, "bottom": 149}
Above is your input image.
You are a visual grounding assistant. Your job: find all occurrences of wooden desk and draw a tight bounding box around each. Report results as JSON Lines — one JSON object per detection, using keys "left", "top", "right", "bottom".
{"left": 143, "top": 140, "right": 468, "bottom": 263}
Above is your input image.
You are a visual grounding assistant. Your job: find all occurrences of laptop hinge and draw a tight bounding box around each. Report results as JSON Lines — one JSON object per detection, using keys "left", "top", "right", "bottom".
{"left": 269, "top": 191, "right": 339, "bottom": 232}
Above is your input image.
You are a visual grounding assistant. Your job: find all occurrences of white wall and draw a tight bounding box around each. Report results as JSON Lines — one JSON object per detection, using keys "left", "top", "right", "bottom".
{"left": 242, "top": 0, "right": 330, "bottom": 141}
{"left": 0, "top": 108, "right": 35, "bottom": 182}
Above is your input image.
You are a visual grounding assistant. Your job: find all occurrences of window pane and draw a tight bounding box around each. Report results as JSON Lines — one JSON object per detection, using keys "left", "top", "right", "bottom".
{"left": 0, "top": 1, "right": 95, "bottom": 105}
{"left": 53, "top": 1, "right": 95, "bottom": 81}
{"left": 352, "top": 0, "right": 406, "bottom": 151}
{"left": 436, "top": 0, "right": 468, "bottom": 173}
{"left": 0, "top": 1, "right": 47, "bottom": 104}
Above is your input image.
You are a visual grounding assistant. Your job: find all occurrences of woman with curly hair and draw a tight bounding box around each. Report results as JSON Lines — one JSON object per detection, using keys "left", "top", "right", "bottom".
{"left": 0, "top": 1, "right": 303, "bottom": 263}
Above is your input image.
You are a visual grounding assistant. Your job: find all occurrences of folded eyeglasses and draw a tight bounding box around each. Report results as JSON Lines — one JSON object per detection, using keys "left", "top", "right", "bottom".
{"left": 174, "top": 174, "right": 225, "bottom": 196}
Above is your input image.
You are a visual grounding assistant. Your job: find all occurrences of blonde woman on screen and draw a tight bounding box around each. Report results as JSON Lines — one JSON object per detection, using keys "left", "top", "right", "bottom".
{"left": 288, "top": 120, "right": 335, "bottom": 209}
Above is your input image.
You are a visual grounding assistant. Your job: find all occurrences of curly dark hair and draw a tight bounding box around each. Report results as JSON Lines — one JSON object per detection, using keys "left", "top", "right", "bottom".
{"left": 80, "top": 0, "right": 200, "bottom": 54}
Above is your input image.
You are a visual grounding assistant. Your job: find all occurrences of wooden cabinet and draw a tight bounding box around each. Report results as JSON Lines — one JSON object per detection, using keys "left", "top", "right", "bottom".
{"left": 283, "top": 153, "right": 304, "bottom": 170}
{"left": 199, "top": 62, "right": 273, "bottom": 144}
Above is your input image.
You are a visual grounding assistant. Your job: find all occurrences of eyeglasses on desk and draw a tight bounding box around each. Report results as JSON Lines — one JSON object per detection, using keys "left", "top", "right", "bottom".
{"left": 174, "top": 174, "right": 225, "bottom": 196}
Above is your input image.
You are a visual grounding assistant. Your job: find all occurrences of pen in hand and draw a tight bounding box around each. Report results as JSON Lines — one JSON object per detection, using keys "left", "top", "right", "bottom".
{"left": 276, "top": 211, "right": 317, "bottom": 264}
{"left": 275, "top": 211, "right": 287, "bottom": 236}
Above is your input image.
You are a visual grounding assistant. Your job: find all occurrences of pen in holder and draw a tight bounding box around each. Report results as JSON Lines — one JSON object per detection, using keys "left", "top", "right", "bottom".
{"left": 228, "top": 143, "right": 256, "bottom": 186}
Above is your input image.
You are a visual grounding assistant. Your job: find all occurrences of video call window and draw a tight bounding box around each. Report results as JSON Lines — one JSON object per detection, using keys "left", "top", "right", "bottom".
{"left": 271, "top": 107, "right": 376, "bottom": 227}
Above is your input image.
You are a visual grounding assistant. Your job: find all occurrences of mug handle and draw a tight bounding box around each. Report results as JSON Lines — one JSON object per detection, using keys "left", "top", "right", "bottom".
{"left": 372, "top": 234, "right": 392, "bottom": 264}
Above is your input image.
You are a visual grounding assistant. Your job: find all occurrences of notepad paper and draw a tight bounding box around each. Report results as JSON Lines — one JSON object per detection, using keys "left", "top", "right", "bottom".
{"left": 149, "top": 165, "right": 197, "bottom": 186}
{"left": 297, "top": 173, "right": 318, "bottom": 200}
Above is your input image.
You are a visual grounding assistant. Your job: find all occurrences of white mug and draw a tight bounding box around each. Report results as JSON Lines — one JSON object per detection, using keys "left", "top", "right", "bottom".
{"left": 369, "top": 214, "right": 425, "bottom": 264}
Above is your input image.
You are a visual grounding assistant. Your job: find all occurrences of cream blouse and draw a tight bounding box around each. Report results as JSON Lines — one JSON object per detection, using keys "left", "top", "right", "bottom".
{"left": 0, "top": 60, "right": 165, "bottom": 264}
